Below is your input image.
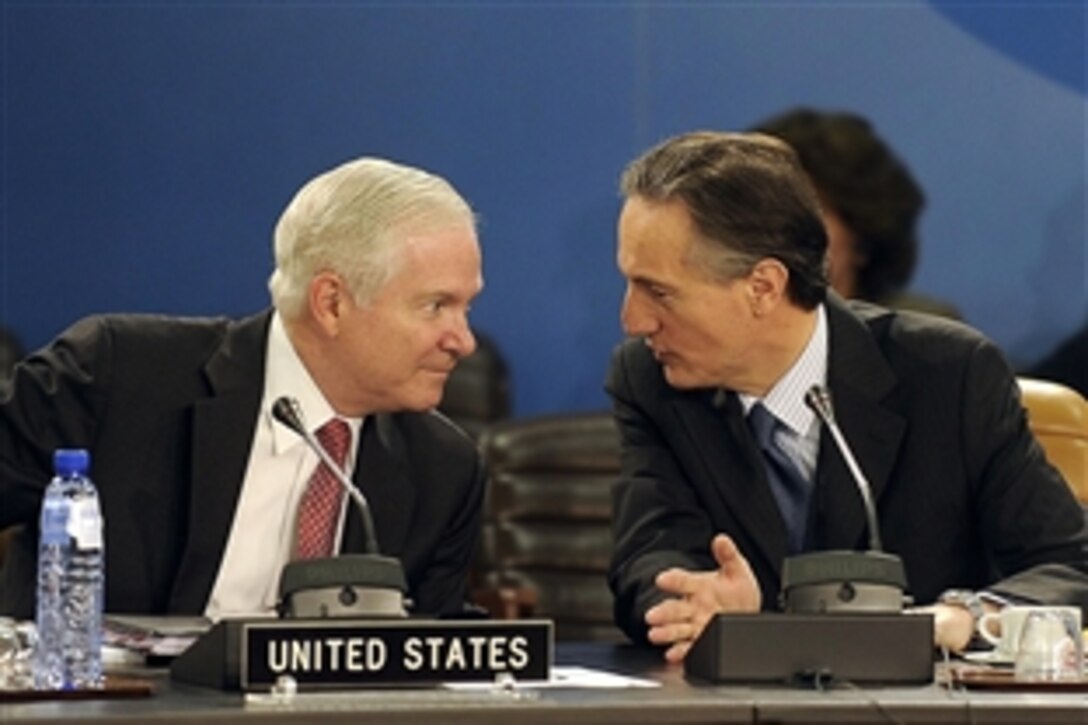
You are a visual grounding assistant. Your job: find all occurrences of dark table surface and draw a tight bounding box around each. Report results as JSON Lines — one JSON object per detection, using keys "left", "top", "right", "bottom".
{"left": 2, "top": 641, "right": 1086, "bottom": 724}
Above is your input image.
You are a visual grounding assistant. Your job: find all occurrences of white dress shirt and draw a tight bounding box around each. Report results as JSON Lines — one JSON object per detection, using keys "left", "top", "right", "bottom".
{"left": 738, "top": 304, "right": 828, "bottom": 482}
{"left": 204, "top": 313, "right": 362, "bottom": 620}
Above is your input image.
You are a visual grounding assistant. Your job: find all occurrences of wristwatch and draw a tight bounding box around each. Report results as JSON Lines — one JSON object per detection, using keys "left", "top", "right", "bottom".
{"left": 938, "top": 589, "right": 985, "bottom": 625}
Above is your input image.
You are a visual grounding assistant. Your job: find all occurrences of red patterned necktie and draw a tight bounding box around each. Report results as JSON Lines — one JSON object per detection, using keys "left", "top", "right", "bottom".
{"left": 294, "top": 418, "right": 352, "bottom": 559}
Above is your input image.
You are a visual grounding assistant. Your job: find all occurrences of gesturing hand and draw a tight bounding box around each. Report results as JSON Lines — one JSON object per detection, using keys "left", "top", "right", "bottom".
{"left": 644, "top": 534, "right": 762, "bottom": 663}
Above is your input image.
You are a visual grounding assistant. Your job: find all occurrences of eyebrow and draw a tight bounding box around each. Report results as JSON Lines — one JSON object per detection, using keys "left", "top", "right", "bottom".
{"left": 631, "top": 276, "right": 676, "bottom": 293}
{"left": 414, "top": 288, "right": 479, "bottom": 305}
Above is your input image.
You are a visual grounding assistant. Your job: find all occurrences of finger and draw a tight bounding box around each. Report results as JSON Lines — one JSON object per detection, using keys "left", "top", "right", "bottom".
{"left": 645, "top": 597, "right": 691, "bottom": 626}
{"left": 654, "top": 567, "right": 699, "bottom": 596}
{"left": 664, "top": 640, "right": 692, "bottom": 664}
{"left": 646, "top": 621, "right": 698, "bottom": 646}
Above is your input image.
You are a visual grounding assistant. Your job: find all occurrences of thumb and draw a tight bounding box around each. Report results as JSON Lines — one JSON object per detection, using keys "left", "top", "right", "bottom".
{"left": 709, "top": 533, "right": 761, "bottom": 611}
{"left": 711, "top": 533, "right": 742, "bottom": 571}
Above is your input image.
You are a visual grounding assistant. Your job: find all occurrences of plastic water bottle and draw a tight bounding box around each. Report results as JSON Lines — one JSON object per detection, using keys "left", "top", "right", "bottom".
{"left": 34, "top": 449, "right": 105, "bottom": 690}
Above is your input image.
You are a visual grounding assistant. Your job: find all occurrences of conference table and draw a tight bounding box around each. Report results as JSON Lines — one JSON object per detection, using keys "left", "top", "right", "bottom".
{"left": 3, "top": 642, "right": 1086, "bottom": 724}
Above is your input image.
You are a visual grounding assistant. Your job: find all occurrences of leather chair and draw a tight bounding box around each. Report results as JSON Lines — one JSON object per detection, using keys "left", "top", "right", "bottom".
{"left": 438, "top": 331, "right": 511, "bottom": 440}
{"left": 473, "top": 412, "right": 624, "bottom": 641}
{"left": 1017, "top": 376, "right": 1088, "bottom": 504}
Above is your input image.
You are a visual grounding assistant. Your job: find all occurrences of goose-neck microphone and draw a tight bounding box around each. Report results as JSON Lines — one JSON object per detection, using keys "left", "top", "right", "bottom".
{"left": 778, "top": 385, "right": 907, "bottom": 615}
{"left": 803, "top": 385, "right": 883, "bottom": 552}
{"left": 271, "top": 396, "right": 406, "bottom": 618}
{"left": 272, "top": 396, "right": 379, "bottom": 554}
{"left": 685, "top": 386, "right": 931, "bottom": 684}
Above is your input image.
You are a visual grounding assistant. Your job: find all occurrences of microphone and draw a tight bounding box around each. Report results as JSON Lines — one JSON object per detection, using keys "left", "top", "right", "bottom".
{"left": 271, "top": 396, "right": 407, "bottom": 619}
{"left": 684, "top": 386, "right": 933, "bottom": 685}
{"left": 272, "top": 397, "right": 380, "bottom": 554}
{"left": 777, "top": 385, "right": 907, "bottom": 615}
{"left": 803, "top": 386, "right": 882, "bottom": 552}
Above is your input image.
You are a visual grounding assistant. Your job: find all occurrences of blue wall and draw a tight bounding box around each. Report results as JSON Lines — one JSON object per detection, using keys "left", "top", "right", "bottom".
{"left": 2, "top": 1, "right": 1085, "bottom": 416}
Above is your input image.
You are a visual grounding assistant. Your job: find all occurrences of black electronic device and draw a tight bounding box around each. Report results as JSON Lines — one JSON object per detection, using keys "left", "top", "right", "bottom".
{"left": 685, "top": 612, "right": 933, "bottom": 685}
{"left": 685, "top": 385, "right": 932, "bottom": 684}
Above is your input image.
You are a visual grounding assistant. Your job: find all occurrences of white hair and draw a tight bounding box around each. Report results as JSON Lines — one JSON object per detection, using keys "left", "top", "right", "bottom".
{"left": 268, "top": 157, "right": 475, "bottom": 318}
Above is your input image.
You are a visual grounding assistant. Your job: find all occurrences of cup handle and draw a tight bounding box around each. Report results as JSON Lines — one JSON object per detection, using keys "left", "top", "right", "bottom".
{"left": 977, "top": 611, "right": 1001, "bottom": 647}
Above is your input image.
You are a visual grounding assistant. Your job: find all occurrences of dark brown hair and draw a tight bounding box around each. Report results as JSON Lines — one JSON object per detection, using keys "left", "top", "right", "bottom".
{"left": 621, "top": 131, "right": 828, "bottom": 309}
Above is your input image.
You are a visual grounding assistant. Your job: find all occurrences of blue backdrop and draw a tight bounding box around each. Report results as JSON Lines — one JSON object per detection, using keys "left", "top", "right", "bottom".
{"left": 2, "top": 1, "right": 1085, "bottom": 416}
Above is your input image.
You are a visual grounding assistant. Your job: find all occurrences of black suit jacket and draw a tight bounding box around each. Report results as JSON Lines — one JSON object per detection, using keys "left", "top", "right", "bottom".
{"left": 607, "top": 296, "right": 1088, "bottom": 644}
{"left": 0, "top": 311, "right": 485, "bottom": 619}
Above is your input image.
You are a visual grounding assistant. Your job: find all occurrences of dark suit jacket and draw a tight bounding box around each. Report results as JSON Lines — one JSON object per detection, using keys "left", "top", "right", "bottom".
{"left": 0, "top": 311, "right": 485, "bottom": 619}
{"left": 607, "top": 296, "right": 1088, "bottom": 644}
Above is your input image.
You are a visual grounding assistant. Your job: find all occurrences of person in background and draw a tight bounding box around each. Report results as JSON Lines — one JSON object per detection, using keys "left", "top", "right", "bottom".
{"left": 607, "top": 130, "right": 1088, "bottom": 663}
{"left": 0, "top": 326, "right": 26, "bottom": 574}
{"left": 0, "top": 157, "right": 486, "bottom": 620}
{"left": 751, "top": 107, "right": 960, "bottom": 319}
{"left": 0, "top": 326, "right": 26, "bottom": 381}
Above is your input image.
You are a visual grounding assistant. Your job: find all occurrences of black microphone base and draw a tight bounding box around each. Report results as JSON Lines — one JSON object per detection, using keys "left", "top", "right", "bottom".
{"left": 781, "top": 550, "right": 908, "bottom": 613}
{"left": 278, "top": 554, "right": 408, "bottom": 618}
{"left": 685, "top": 612, "right": 934, "bottom": 685}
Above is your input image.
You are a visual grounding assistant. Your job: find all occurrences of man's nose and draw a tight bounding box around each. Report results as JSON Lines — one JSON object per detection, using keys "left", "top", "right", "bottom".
{"left": 446, "top": 317, "right": 477, "bottom": 358}
{"left": 621, "top": 288, "right": 655, "bottom": 337}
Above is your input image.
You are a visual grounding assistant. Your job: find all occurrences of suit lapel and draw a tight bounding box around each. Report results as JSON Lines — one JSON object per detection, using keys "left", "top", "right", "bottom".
{"left": 672, "top": 390, "right": 789, "bottom": 581}
{"left": 816, "top": 297, "right": 905, "bottom": 550}
{"left": 344, "top": 414, "right": 414, "bottom": 556}
{"left": 168, "top": 312, "right": 270, "bottom": 613}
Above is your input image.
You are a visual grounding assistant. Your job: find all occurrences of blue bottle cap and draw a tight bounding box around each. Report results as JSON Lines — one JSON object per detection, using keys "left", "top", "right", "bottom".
{"left": 54, "top": 449, "right": 90, "bottom": 476}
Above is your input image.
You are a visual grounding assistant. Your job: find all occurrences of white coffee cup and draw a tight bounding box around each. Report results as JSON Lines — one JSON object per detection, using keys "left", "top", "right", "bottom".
{"left": 978, "top": 605, "right": 1082, "bottom": 660}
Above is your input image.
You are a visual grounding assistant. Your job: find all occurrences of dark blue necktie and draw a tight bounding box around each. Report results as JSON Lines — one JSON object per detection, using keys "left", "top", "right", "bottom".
{"left": 748, "top": 403, "right": 812, "bottom": 554}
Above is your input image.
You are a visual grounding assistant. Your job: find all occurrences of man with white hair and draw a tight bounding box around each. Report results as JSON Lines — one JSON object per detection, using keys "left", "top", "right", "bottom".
{"left": 0, "top": 157, "right": 486, "bottom": 620}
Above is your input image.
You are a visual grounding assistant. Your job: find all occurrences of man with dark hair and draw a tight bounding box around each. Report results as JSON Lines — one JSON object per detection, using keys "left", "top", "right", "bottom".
{"left": 0, "top": 326, "right": 25, "bottom": 381}
{"left": 607, "top": 130, "right": 1088, "bottom": 662}
{"left": 751, "top": 107, "right": 959, "bottom": 318}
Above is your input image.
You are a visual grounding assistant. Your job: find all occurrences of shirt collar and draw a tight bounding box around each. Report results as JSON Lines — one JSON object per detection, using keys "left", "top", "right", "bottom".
{"left": 263, "top": 312, "right": 360, "bottom": 455}
{"left": 739, "top": 304, "right": 828, "bottom": 436}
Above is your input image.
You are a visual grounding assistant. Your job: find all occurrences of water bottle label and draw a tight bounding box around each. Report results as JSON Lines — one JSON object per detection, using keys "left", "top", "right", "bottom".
{"left": 40, "top": 503, "right": 69, "bottom": 546}
{"left": 67, "top": 499, "right": 103, "bottom": 551}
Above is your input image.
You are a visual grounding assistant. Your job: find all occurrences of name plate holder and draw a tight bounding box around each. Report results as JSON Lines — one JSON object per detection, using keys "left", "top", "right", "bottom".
{"left": 170, "top": 618, "right": 553, "bottom": 691}
{"left": 685, "top": 612, "right": 934, "bottom": 685}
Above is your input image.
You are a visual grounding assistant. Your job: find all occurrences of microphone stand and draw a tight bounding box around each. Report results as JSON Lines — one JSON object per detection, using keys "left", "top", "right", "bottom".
{"left": 683, "top": 386, "right": 932, "bottom": 685}
{"left": 272, "top": 396, "right": 408, "bottom": 619}
{"left": 778, "top": 386, "right": 907, "bottom": 614}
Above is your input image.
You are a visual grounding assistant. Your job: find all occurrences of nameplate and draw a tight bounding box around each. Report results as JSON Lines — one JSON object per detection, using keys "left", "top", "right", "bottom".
{"left": 168, "top": 618, "right": 539, "bottom": 691}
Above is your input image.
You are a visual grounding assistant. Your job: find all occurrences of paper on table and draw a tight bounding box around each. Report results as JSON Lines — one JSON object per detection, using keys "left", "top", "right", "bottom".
{"left": 105, "top": 615, "right": 212, "bottom": 637}
{"left": 443, "top": 665, "right": 660, "bottom": 690}
{"left": 104, "top": 615, "right": 211, "bottom": 659}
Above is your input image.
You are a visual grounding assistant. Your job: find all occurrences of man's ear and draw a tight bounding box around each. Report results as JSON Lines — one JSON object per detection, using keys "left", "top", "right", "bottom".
{"left": 746, "top": 258, "right": 790, "bottom": 316}
{"left": 307, "top": 271, "right": 348, "bottom": 337}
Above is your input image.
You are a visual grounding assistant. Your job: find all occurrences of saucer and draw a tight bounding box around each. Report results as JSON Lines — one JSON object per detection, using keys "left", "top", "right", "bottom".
{"left": 963, "top": 650, "right": 1015, "bottom": 667}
